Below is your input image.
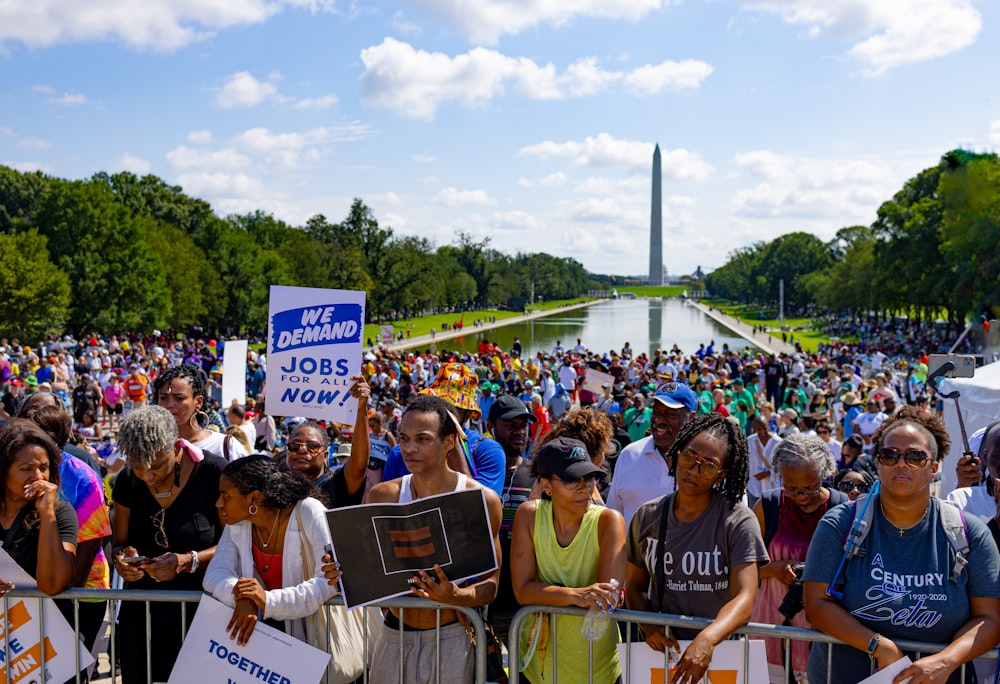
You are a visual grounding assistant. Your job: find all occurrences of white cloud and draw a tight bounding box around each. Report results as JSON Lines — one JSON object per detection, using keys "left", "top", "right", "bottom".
{"left": 359, "top": 38, "right": 712, "bottom": 120}
{"left": 573, "top": 175, "right": 646, "bottom": 194}
{"left": 18, "top": 137, "right": 52, "bottom": 150}
{"left": 4, "top": 161, "right": 52, "bottom": 173}
{"left": 176, "top": 171, "right": 266, "bottom": 198}
{"left": 390, "top": 10, "right": 423, "bottom": 36}
{"left": 384, "top": 212, "right": 408, "bottom": 227}
{"left": 489, "top": 210, "right": 542, "bottom": 230}
{"left": 405, "top": 0, "right": 662, "bottom": 45}
{"left": 520, "top": 134, "right": 713, "bottom": 182}
{"left": 188, "top": 130, "right": 214, "bottom": 144}
{"left": 52, "top": 92, "right": 88, "bottom": 106}
{"left": 372, "top": 191, "right": 401, "bottom": 205}
{"left": 0, "top": 0, "right": 336, "bottom": 51}
{"left": 166, "top": 145, "right": 252, "bottom": 170}
{"left": 293, "top": 93, "right": 338, "bottom": 109}
{"left": 743, "top": 0, "right": 981, "bottom": 75}
{"left": 412, "top": 154, "right": 436, "bottom": 163}
{"left": 118, "top": 153, "right": 151, "bottom": 174}
{"left": 990, "top": 119, "right": 1000, "bottom": 148}
{"left": 215, "top": 71, "right": 278, "bottom": 109}
{"left": 729, "top": 150, "right": 897, "bottom": 221}
{"left": 228, "top": 123, "right": 369, "bottom": 169}
{"left": 0, "top": 128, "right": 14, "bottom": 138}
{"left": 433, "top": 186, "right": 494, "bottom": 207}
{"left": 519, "top": 172, "right": 568, "bottom": 188}
{"left": 31, "top": 85, "right": 54, "bottom": 94}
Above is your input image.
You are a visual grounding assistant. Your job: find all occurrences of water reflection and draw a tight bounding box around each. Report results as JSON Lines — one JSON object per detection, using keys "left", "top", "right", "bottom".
{"left": 423, "top": 299, "right": 758, "bottom": 357}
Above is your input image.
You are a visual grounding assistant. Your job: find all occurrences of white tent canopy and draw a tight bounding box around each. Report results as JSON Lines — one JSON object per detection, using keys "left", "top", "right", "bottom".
{"left": 939, "top": 360, "right": 1000, "bottom": 497}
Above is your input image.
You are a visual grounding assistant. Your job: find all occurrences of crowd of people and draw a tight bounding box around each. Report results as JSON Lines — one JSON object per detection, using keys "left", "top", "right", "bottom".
{"left": 0, "top": 329, "right": 998, "bottom": 683}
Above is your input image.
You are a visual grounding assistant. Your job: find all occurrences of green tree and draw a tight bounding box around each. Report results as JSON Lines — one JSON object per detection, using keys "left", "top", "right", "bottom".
{"left": 33, "top": 179, "right": 170, "bottom": 333}
{"left": 0, "top": 230, "right": 71, "bottom": 338}
{"left": 146, "top": 220, "right": 226, "bottom": 328}
{"left": 0, "top": 166, "right": 49, "bottom": 233}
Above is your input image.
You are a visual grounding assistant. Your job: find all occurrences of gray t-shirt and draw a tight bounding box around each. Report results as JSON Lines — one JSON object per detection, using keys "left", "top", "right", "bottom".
{"left": 627, "top": 491, "right": 769, "bottom": 639}
{"left": 803, "top": 497, "right": 1000, "bottom": 683}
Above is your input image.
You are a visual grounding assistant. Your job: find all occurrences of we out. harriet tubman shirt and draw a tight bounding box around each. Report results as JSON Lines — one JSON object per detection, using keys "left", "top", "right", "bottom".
{"left": 803, "top": 497, "right": 1000, "bottom": 684}
{"left": 627, "top": 491, "right": 769, "bottom": 640}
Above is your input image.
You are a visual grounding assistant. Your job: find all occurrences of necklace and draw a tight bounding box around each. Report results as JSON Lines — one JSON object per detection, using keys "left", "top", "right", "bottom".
{"left": 153, "top": 462, "right": 182, "bottom": 499}
{"left": 880, "top": 501, "right": 929, "bottom": 538}
{"left": 253, "top": 509, "right": 284, "bottom": 574}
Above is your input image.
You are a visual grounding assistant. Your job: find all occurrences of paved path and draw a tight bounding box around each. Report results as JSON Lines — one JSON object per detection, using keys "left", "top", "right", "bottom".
{"left": 686, "top": 300, "right": 799, "bottom": 356}
{"left": 367, "top": 300, "right": 599, "bottom": 353}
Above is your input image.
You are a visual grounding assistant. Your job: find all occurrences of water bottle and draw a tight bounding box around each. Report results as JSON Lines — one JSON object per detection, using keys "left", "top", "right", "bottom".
{"left": 580, "top": 578, "right": 621, "bottom": 641}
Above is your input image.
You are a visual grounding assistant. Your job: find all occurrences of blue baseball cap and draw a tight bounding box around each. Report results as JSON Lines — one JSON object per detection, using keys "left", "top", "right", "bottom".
{"left": 652, "top": 382, "right": 698, "bottom": 412}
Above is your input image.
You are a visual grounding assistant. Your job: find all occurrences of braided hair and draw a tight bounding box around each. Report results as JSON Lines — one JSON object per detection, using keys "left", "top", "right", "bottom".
{"left": 223, "top": 454, "right": 321, "bottom": 509}
{"left": 152, "top": 364, "right": 208, "bottom": 410}
{"left": 666, "top": 412, "right": 749, "bottom": 507}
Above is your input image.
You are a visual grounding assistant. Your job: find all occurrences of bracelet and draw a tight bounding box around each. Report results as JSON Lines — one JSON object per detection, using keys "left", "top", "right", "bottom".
{"left": 867, "top": 633, "right": 882, "bottom": 660}
{"left": 188, "top": 551, "right": 199, "bottom": 574}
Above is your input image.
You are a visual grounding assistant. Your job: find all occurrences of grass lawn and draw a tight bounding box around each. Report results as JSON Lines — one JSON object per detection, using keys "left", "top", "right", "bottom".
{"left": 615, "top": 285, "right": 688, "bottom": 297}
{"left": 362, "top": 297, "right": 595, "bottom": 343}
{"left": 704, "top": 300, "right": 831, "bottom": 353}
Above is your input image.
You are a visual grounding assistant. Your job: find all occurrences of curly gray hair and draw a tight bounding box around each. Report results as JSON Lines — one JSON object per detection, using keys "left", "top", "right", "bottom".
{"left": 117, "top": 405, "right": 179, "bottom": 470}
{"left": 773, "top": 432, "right": 837, "bottom": 480}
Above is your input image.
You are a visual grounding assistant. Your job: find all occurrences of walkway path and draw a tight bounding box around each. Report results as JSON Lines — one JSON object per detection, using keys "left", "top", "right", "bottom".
{"left": 686, "top": 300, "right": 799, "bottom": 357}
{"left": 367, "top": 299, "right": 600, "bottom": 353}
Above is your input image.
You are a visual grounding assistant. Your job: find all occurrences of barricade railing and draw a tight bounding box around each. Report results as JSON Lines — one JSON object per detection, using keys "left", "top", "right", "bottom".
{"left": 2, "top": 586, "right": 489, "bottom": 684}
{"left": 507, "top": 605, "right": 995, "bottom": 684}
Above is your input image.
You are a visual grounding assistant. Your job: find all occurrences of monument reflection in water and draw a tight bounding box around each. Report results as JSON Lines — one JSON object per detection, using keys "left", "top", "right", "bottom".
{"left": 427, "top": 299, "right": 760, "bottom": 357}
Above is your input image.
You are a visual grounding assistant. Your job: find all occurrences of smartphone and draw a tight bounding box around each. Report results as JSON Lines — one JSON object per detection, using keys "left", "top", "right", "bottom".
{"left": 121, "top": 556, "right": 152, "bottom": 564}
{"left": 928, "top": 354, "right": 976, "bottom": 379}
{"left": 323, "top": 543, "right": 334, "bottom": 560}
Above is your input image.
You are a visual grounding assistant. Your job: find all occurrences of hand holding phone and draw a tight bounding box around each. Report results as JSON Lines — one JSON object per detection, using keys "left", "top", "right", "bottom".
{"left": 121, "top": 556, "right": 152, "bottom": 564}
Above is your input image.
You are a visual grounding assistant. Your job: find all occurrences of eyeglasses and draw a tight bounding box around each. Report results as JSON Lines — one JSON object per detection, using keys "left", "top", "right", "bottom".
{"left": 676, "top": 449, "right": 722, "bottom": 479}
{"left": 287, "top": 441, "right": 325, "bottom": 454}
{"left": 151, "top": 508, "right": 168, "bottom": 548}
{"left": 553, "top": 473, "right": 603, "bottom": 490}
{"left": 783, "top": 486, "right": 823, "bottom": 500}
{"left": 836, "top": 481, "right": 870, "bottom": 494}
{"left": 367, "top": 460, "right": 385, "bottom": 471}
{"left": 876, "top": 447, "right": 930, "bottom": 468}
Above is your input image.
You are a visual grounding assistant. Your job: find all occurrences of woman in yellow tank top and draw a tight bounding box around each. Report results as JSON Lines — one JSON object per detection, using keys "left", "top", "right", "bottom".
{"left": 510, "top": 436, "right": 627, "bottom": 683}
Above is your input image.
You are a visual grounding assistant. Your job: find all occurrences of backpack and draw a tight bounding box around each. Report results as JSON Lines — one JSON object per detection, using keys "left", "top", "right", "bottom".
{"left": 760, "top": 488, "right": 848, "bottom": 549}
{"left": 841, "top": 493, "right": 970, "bottom": 583}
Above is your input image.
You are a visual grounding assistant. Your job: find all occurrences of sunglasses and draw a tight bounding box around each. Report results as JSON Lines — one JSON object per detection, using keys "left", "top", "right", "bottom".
{"left": 367, "top": 460, "right": 386, "bottom": 471}
{"left": 553, "top": 473, "right": 603, "bottom": 490}
{"left": 876, "top": 447, "right": 931, "bottom": 469}
{"left": 836, "top": 481, "right": 871, "bottom": 494}
{"left": 151, "top": 508, "right": 169, "bottom": 548}
{"left": 287, "top": 441, "right": 325, "bottom": 454}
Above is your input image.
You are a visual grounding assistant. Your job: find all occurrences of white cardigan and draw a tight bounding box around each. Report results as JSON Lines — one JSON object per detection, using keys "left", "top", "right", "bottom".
{"left": 203, "top": 497, "right": 338, "bottom": 640}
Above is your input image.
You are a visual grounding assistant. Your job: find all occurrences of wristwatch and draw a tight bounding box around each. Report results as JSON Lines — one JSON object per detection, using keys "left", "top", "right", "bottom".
{"left": 867, "top": 633, "right": 882, "bottom": 660}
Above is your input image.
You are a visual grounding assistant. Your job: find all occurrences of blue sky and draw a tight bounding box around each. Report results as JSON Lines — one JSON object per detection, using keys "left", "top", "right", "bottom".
{"left": 2, "top": 0, "right": 998, "bottom": 278}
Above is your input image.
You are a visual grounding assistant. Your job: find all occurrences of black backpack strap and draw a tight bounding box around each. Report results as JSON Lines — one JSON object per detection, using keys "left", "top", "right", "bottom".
{"left": 761, "top": 489, "right": 782, "bottom": 548}
{"left": 654, "top": 493, "right": 676, "bottom": 613}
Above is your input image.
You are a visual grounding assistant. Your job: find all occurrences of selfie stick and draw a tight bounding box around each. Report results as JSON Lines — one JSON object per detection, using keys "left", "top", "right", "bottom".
{"left": 825, "top": 479, "right": 881, "bottom": 601}
{"left": 926, "top": 361, "right": 974, "bottom": 460}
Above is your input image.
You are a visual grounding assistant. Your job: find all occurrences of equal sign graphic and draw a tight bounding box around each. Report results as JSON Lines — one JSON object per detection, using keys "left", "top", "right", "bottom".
{"left": 389, "top": 525, "right": 436, "bottom": 559}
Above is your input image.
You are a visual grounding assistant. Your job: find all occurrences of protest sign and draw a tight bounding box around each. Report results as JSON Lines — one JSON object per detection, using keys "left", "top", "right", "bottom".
{"left": 582, "top": 368, "right": 616, "bottom": 395}
{"left": 380, "top": 325, "right": 394, "bottom": 347}
{"left": 221, "top": 339, "right": 248, "bottom": 408}
{"left": 617, "top": 639, "right": 767, "bottom": 684}
{"left": 857, "top": 656, "right": 912, "bottom": 684}
{"left": 327, "top": 488, "right": 497, "bottom": 608}
{"left": 267, "top": 286, "right": 365, "bottom": 424}
{"left": 168, "top": 595, "right": 330, "bottom": 684}
{"left": 0, "top": 550, "right": 94, "bottom": 684}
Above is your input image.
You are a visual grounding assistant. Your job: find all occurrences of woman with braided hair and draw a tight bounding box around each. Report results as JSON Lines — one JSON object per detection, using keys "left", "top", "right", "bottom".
{"left": 153, "top": 364, "right": 248, "bottom": 461}
{"left": 625, "top": 412, "right": 767, "bottom": 684}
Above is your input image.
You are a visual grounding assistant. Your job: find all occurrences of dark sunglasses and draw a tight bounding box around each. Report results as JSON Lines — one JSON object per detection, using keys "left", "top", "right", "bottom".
{"left": 876, "top": 447, "right": 931, "bottom": 468}
{"left": 288, "top": 441, "right": 324, "bottom": 454}
{"left": 836, "top": 480, "right": 871, "bottom": 494}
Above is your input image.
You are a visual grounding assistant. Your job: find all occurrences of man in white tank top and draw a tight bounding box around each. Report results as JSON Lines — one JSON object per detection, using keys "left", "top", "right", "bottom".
{"left": 356, "top": 394, "right": 503, "bottom": 683}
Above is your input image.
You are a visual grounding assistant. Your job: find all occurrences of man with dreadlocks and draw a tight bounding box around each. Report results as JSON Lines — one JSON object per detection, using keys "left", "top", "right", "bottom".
{"left": 624, "top": 412, "right": 768, "bottom": 684}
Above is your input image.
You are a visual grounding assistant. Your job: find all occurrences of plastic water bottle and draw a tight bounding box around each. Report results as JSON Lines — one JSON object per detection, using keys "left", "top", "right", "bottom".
{"left": 580, "top": 578, "right": 621, "bottom": 641}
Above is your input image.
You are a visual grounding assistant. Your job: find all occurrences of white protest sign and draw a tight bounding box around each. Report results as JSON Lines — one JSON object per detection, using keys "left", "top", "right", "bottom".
{"left": 0, "top": 549, "right": 94, "bottom": 684}
{"left": 380, "top": 325, "right": 393, "bottom": 347}
{"left": 617, "top": 638, "right": 767, "bottom": 684}
{"left": 582, "top": 368, "right": 616, "bottom": 395}
{"left": 857, "top": 656, "right": 912, "bottom": 684}
{"left": 267, "top": 286, "right": 366, "bottom": 424}
{"left": 221, "top": 340, "right": 248, "bottom": 408}
{"left": 168, "top": 594, "right": 330, "bottom": 684}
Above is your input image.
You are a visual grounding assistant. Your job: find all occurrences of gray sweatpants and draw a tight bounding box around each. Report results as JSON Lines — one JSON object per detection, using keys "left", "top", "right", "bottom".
{"left": 368, "top": 620, "right": 475, "bottom": 684}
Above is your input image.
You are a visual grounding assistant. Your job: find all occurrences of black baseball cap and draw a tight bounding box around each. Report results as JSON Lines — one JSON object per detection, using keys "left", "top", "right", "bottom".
{"left": 533, "top": 437, "right": 605, "bottom": 482}
{"left": 488, "top": 395, "right": 535, "bottom": 424}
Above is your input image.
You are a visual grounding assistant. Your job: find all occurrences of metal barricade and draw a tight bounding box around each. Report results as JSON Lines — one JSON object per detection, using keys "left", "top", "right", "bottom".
{"left": 1, "top": 587, "right": 490, "bottom": 684}
{"left": 507, "top": 605, "right": 995, "bottom": 684}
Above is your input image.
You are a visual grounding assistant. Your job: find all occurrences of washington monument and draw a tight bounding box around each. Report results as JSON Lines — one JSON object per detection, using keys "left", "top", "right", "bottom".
{"left": 648, "top": 143, "right": 663, "bottom": 285}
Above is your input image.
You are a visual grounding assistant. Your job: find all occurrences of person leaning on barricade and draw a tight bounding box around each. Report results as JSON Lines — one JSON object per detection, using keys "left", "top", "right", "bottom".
{"left": 803, "top": 407, "right": 1000, "bottom": 684}
{"left": 203, "top": 455, "right": 366, "bottom": 684}
{"left": 112, "top": 405, "right": 226, "bottom": 683}
{"left": 625, "top": 412, "right": 768, "bottom": 684}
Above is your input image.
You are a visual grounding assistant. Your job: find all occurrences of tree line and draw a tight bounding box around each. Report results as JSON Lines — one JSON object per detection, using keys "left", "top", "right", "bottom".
{"left": 0, "top": 168, "right": 597, "bottom": 339}
{"left": 704, "top": 149, "right": 1000, "bottom": 324}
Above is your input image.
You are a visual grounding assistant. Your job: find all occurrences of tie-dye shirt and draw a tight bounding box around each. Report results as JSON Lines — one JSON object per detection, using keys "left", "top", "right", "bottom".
{"left": 60, "top": 451, "right": 112, "bottom": 590}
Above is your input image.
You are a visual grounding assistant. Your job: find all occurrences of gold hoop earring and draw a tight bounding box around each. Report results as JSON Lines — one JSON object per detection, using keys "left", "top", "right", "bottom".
{"left": 248, "top": 504, "right": 259, "bottom": 516}
{"left": 191, "top": 411, "right": 209, "bottom": 430}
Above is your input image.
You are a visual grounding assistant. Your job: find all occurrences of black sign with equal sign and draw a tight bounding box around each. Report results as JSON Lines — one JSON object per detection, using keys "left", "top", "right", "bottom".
{"left": 326, "top": 488, "right": 497, "bottom": 609}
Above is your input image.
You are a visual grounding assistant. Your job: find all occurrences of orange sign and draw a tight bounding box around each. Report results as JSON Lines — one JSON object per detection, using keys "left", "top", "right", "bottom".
{"left": 651, "top": 668, "right": 738, "bottom": 684}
